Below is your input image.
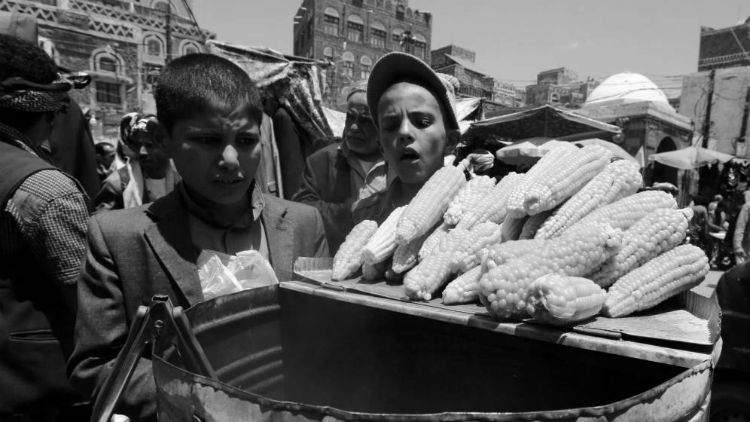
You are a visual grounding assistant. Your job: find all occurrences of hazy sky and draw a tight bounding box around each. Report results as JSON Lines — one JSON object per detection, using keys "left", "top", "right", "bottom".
{"left": 193, "top": 0, "right": 750, "bottom": 88}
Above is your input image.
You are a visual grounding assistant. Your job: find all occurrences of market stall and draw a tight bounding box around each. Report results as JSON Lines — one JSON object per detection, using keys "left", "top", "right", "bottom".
{"left": 88, "top": 143, "right": 722, "bottom": 422}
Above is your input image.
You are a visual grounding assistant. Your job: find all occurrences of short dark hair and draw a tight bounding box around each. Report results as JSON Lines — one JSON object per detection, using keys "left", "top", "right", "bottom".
{"left": 0, "top": 34, "right": 58, "bottom": 84}
{"left": 154, "top": 53, "right": 262, "bottom": 134}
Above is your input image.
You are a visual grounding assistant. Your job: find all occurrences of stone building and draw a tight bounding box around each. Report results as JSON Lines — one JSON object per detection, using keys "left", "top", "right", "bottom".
{"left": 698, "top": 19, "right": 750, "bottom": 71}
{"left": 525, "top": 67, "right": 598, "bottom": 108}
{"left": 431, "top": 44, "right": 524, "bottom": 106}
{"left": 292, "top": 0, "right": 432, "bottom": 107}
{"left": 0, "top": 0, "right": 212, "bottom": 141}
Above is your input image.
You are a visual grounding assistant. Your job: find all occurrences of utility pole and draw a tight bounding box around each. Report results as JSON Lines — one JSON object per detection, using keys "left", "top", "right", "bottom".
{"left": 165, "top": 2, "right": 172, "bottom": 64}
{"left": 701, "top": 69, "right": 715, "bottom": 148}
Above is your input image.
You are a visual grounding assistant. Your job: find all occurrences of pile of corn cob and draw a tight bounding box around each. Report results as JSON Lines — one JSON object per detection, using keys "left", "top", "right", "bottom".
{"left": 330, "top": 144, "right": 710, "bottom": 325}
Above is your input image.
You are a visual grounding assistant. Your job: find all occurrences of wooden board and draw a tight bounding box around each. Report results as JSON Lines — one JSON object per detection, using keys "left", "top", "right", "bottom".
{"left": 292, "top": 257, "right": 720, "bottom": 353}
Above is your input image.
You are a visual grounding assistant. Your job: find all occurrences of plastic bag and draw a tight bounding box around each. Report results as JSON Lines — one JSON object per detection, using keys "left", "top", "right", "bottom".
{"left": 197, "top": 249, "right": 279, "bottom": 300}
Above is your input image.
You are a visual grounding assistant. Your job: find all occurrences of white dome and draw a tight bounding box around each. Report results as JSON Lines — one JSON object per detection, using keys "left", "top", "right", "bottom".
{"left": 585, "top": 72, "right": 671, "bottom": 108}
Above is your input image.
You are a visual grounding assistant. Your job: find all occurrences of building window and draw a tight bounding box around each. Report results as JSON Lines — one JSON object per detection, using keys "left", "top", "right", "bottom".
{"left": 143, "top": 63, "right": 162, "bottom": 86}
{"left": 342, "top": 61, "right": 354, "bottom": 78}
{"left": 396, "top": 4, "right": 405, "bottom": 20}
{"left": 347, "top": 15, "right": 364, "bottom": 43}
{"left": 146, "top": 38, "right": 161, "bottom": 56}
{"left": 96, "top": 81, "right": 122, "bottom": 104}
{"left": 324, "top": 7, "right": 339, "bottom": 36}
{"left": 352, "top": 0, "right": 363, "bottom": 6}
{"left": 323, "top": 46, "right": 334, "bottom": 59}
{"left": 371, "top": 22, "right": 386, "bottom": 48}
{"left": 181, "top": 41, "right": 201, "bottom": 56}
{"left": 413, "top": 33, "right": 426, "bottom": 59}
{"left": 342, "top": 51, "right": 355, "bottom": 79}
{"left": 99, "top": 57, "right": 118, "bottom": 73}
{"left": 359, "top": 55, "right": 372, "bottom": 80}
{"left": 153, "top": 1, "right": 169, "bottom": 12}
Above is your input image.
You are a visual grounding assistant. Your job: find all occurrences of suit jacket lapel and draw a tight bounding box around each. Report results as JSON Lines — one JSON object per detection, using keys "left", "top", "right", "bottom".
{"left": 262, "top": 196, "right": 295, "bottom": 282}
{"left": 144, "top": 192, "right": 204, "bottom": 306}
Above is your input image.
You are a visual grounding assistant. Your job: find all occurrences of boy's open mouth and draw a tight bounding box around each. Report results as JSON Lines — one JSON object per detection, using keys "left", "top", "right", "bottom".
{"left": 400, "top": 147, "right": 420, "bottom": 161}
{"left": 215, "top": 177, "right": 243, "bottom": 185}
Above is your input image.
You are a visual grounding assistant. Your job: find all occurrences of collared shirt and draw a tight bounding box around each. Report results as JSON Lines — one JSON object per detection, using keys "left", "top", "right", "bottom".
{"left": 0, "top": 135, "right": 89, "bottom": 287}
{"left": 180, "top": 183, "right": 269, "bottom": 258}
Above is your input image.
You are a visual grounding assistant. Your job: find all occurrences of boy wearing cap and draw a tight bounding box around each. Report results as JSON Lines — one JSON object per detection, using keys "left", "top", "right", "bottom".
{"left": 353, "top": 52, "right": 461, "bottom": 224}
{"left": 0, "top": 34, "right": 89, "bottom": 421}
{"left": 293, "top": 88, "right": 385, "bottom": 252}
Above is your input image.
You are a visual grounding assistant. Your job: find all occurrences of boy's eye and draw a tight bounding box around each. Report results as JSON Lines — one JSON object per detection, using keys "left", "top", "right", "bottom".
{"left": 412, "top": 114, "right": 434, "bottom": 128}
{"left": 237, "top": 134, "right": 259, "bottom": 146}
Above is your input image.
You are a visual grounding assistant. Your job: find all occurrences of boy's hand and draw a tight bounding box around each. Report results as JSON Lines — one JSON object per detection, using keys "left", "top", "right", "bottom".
{"left": 735, "top": 249, "right": 746, "bottom": 262}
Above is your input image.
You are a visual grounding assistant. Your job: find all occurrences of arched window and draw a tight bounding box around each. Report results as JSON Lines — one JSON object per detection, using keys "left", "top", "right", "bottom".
{"left": 324, "top": 7, "right": 339, "bottom": 36}
{"left": 146, "top": 38, "right": 162, "bottom": 57}
{"left": 180, "top": 40, "right": 201, "bottom": 56}
{"left": 341, "top": 51, "right": 355, "bottom": 78}
{"left": 359, "top": 55, "right": 372, "bottom": 80}
{"left": 370, "top": 21, "right": 386, "bottom": 48}
{"left": 323, "top": 46, "right": 334, "bottom": 59}
{"left": 346, "top": 15, "right": 364, "bottom": 43}
{"left": 396, "top": 4, "right": 405, "bottom": 20}
{"left": 98, "top": 56, "right": 118, "bottom": 73}
{"left": 413, "top": 33, "right": 427, "bottom": 59}
{"left": 153, "top": 1, "right": 169, "bottom": 12}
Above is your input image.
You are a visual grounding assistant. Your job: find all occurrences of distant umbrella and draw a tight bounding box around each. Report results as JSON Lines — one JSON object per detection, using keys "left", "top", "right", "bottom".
{"left": 648, "top": 146, "right": 734, "bottom": 170}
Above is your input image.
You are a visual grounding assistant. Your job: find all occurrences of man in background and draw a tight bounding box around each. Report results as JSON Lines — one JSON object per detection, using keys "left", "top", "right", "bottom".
{"left": 293, "top": 88, "right": 385, "bottom": 253}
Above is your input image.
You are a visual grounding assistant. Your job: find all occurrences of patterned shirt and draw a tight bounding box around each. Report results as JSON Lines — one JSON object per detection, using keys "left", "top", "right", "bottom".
{"left": 0, "top": 138, "right": 89, "bottom": 286}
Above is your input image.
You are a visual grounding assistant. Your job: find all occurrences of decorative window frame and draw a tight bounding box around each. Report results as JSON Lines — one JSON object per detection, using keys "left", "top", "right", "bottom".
{"left": 143, "top": 33, "right": 166, "bottom": 64}
{"left": 179, "top": 39, "right": 202, "bottom": 56}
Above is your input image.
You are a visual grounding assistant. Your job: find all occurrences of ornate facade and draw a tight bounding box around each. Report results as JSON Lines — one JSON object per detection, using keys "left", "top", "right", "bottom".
{"left": 0, "top": 0, "right": 212, "bottom": 140}
{"left": 293, "top": 0, "right": 432, "bottom": 108}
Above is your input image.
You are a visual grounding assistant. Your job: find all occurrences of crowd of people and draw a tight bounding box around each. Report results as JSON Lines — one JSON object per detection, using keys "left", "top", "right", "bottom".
{"left": 0, "top": 25, "right": 464, "bottom": 420}
{"left": 6, "top": 13, "right": 750, "bottom": 421}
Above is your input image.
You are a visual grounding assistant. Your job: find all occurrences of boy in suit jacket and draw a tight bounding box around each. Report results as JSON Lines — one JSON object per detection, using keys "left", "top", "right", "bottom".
{"left": 68, "top": 54, "right": 329, "bottom": 421}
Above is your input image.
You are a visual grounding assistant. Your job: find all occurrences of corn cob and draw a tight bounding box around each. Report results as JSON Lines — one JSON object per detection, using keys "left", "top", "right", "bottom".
{"left": 519, "top": 209, "right": 554, "bottom": 239}
{"left": 528, "top": 274, "right": 606, "bottom": 326}
{"left": 479, "top": 223, "right": 622, "bottom": 319}
{"left": 535, "top": 160, "right": 643, "bottom": 239}
{"left": 396, "top": 165, "right": 466, "bottom": 245}
{"left": 392, "top": 233, "right": 427, "bottom": 274}
{"left": 443, "top": 266, "right": 483, "bottom": 305}
{"left": 362, "top": 206, "right": 406, "bottom": 264}
{"left": 332, "top": 220, "right": 378, "bottom": 281}
{"left": 447, "top": 222, "right": 503, "bottom": 272}
{"left": 455, "top": 172, "right": 524, "bottom": 230}
{"left": 603, "top": 244, "right": 709, "bottom": 318}
{"left": 419, "top": 222, "right": 451, "bottom": 259}
{"left": 362, "top": 260, "right": 382, "bottom": 281}
{"left": 520, "top": 145, "right": 612, "bottom": 216}
{"left": 591, "top": 208, "right": 693, "bottom": 288}
{"left": 563, "top": 190, "right": 677, "bottom": 236}
{"left": 501, "top": 215, "right": 527, "bottom": 242}
{"left": 403, "top": 229, "right": 464, "bottom": 301}
{"left": 505, "top": 144, "right": 580, "bottom": 218}
{"left": 483, "top": 238, "right": 545, "bottom": 267}
{"left": 444, "top": 175, "right": 496, "bottom": 226}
